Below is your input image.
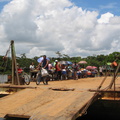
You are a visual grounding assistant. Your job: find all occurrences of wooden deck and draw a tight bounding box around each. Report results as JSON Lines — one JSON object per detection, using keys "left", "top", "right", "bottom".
{"left": 0, "top": 77, "right": 119, "bottom": 120}
{"left": 3, "top": 88, "right": 95, "bottom": 120}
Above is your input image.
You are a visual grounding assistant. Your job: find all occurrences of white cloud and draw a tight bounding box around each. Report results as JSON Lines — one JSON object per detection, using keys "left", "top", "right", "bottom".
{"left": 97, "top": 12, "right": 114, "bottom": 23}
{"left": 0, "top": 0, "right": 120, "bottom": 58}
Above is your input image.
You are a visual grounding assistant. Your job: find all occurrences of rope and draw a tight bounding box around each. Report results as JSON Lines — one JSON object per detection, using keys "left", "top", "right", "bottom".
{"left": 107, "top": 63, "right": 120, "bottom": 89}
{"left": 1, "top": 44, "right": 11, "bottom": 73}
{"left": 79, "top": 68, "right": 115, "bottom": 117}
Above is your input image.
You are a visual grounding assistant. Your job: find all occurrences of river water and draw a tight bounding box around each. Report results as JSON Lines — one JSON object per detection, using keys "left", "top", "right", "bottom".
{"left": 76, "top": 99, "right": 120, "bottom": 120}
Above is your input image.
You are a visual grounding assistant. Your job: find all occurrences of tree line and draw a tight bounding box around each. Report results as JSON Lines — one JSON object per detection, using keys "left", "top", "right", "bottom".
{"left": 0, "top": 51, "right": 120, "bottom": 74}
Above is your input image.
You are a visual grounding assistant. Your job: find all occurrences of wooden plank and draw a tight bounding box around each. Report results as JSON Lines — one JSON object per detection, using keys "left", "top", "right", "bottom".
{"left": 29, "top": 91, "right": 95, "bottom": 120}
{"left": 3, "top": 89, "right": 95, "bottom": 120}
{"left": 89, "top": 89, "right": 120, "bottom": 93}
{"left": 0, "top": 84, "right": 37, "bottom": 89}
{"left": 5, "top": 114, "right": 30, "bottom": 119}
{"left": 0, "top": 88, "right": 46, "bottom": 118}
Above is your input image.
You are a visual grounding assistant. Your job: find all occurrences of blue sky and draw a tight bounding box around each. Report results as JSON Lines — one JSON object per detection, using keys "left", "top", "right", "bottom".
{"left": 0, "top": 0, "right": 120, "bottom": 58}
{"left": 0, "top": 0, "right": 11, "bottom": 11}
{"left": 70, "top": 0, "right": 120, "bottom": 16}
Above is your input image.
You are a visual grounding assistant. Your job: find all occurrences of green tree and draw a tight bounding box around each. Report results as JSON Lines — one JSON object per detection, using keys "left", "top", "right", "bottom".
{"left": 56, "top": 51, "right": 62, "bottom": 58}
{"left": 20, "top": 53, "right": 26, "bottom": 59}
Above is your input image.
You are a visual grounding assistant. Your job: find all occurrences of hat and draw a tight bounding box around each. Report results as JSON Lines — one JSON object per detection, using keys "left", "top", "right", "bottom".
{"left": 55, "top": 60, "right": 58, "bottom": 62}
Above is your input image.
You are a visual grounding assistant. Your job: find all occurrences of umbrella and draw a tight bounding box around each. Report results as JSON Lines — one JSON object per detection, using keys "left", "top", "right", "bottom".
{"left": 107, "top": 62, "right": 112, "bottom": 65}
{"left": 37, "top": 57, "right": 50, "bottom": 63}
{"left": 78, "top": 61, "right": 87, "bottom": 64}
{"left": 66, "top": 61, "right": 72, "bottom": 65}
{"left": 92, "top": 66, "right": 97, "bottom": 69}
{"left": 86, "top": 66, "right": 97, "bottom": 70}
{"left": 59, "top": 61, "right": 67, "bottom": 65}
{"left": 86, "top": 66, "right": 93, "bottom": 70}
{"left": 59, "top": 61, "right": 73, "bottom": 65}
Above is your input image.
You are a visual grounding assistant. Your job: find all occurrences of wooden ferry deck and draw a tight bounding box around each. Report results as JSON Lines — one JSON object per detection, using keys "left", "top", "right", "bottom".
{"left": 0, "top": 76, "right": 120, "bottom": 120}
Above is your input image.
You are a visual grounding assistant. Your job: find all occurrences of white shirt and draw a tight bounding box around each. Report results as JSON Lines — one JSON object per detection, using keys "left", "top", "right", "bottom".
{"left": 29, "top": 65, "right": 35, "bottom": 71}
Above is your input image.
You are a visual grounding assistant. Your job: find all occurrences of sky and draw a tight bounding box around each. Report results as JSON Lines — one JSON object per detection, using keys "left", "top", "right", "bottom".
{"left": 0, "top": 0, "right": 120, "bottom": 58}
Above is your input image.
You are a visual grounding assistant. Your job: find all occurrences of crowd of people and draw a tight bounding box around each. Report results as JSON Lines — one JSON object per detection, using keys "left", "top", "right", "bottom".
{"left": 29, "top": 55, "right": 98, "bottom": 81}
{"left": 16, "top": 54, "right": 118, "bottom": 83}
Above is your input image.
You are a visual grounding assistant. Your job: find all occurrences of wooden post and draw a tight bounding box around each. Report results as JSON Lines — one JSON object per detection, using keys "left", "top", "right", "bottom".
{"left": 108, "top": 63, "right": 120, "bottom": 89}
{"left": 11, "top": 40, "right": 20, "bottom": 85}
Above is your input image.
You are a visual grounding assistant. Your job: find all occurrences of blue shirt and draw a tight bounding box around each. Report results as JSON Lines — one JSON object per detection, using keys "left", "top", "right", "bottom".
{"left": 42, "top": 59, "right": 48, "bottom": 70}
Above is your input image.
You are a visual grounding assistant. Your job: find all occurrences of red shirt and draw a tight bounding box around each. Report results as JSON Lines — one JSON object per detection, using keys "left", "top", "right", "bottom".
{"left": 18, "top": 68, "right": 23, "bottom": 73}
{"left": 55, "top": 63, "right": 61, "bottom": 71}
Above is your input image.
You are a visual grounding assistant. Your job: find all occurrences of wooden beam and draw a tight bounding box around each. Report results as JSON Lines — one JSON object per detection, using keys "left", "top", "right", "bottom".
{"left": 89, "top": 89, "right": 120, "bottom": 93}
{"left": 0, "top": 84, "right": 37, "bottom": 89}
{"left": 4, "top": 114, "right": 30, "bottom": 119}
{"left": 11, "top": 40, "right": 20, "bottom": 85}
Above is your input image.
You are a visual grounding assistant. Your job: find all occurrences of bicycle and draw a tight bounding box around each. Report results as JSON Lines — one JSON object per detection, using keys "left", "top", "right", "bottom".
{"left": 18, "top": 71, "right": 30, "bottom": 85}
{"left": 36, "top": 67, "right": 49, "bottom": 85}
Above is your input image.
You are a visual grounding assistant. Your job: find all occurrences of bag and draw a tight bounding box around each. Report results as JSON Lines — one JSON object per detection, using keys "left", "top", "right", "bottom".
{"left": 41, "top": 68, "right": 49, "bottom": 77}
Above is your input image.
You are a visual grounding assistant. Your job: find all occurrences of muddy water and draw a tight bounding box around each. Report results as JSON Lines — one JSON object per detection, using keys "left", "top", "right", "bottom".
{"left": 76, "top": 99, "right": 120, "bottom": 120}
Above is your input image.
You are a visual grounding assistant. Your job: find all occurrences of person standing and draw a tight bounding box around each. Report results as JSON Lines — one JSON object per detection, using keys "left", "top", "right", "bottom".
{"left": 99, "top": 66, "right": 103, "bottom": 77}
{"left": 72, "top": 62, "right": 79, "bottom": 80}
{"left": 41, "top": 55, "right": 49, "bottom": 70}
{"left": 55, "top": 60, "right": 61, "bottom": 80}
{"left": 29, "top": 62, "right": 36, "bottom": 80}
{"left": 29, "top": 62, "right": 35, "bottom": 71}
{"left": 37, "top": 55, "right": 49, "bottom": 84}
